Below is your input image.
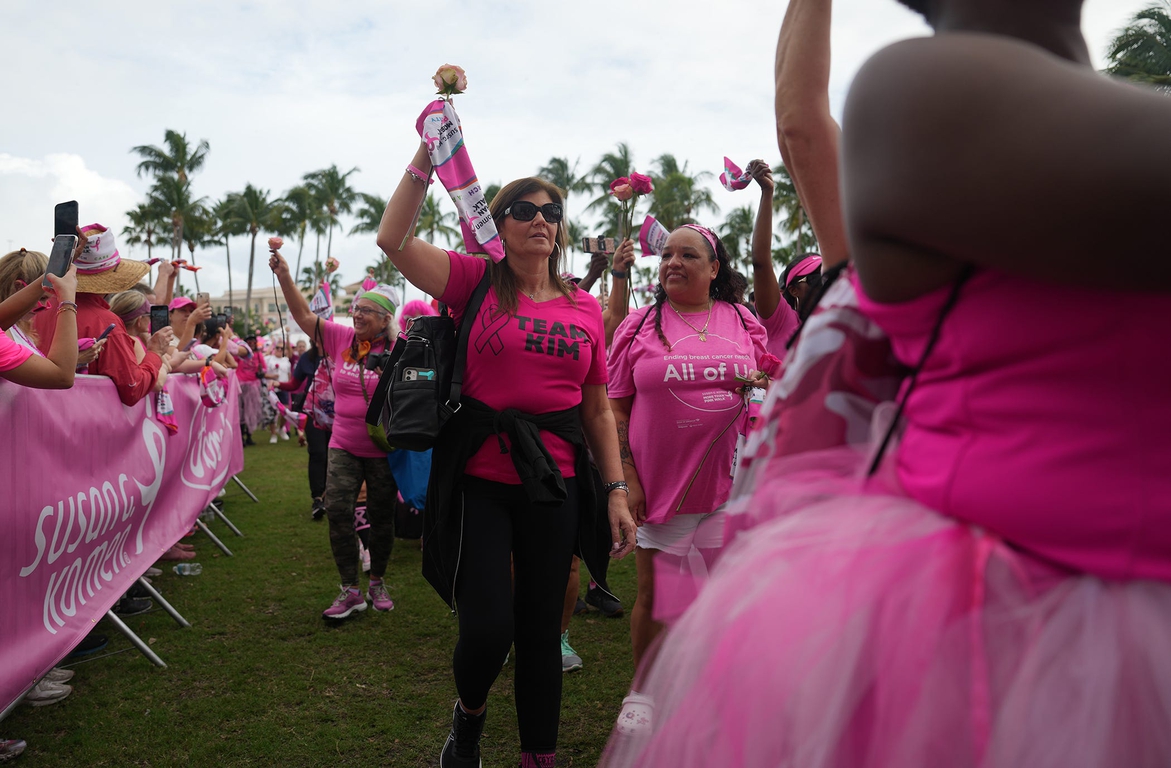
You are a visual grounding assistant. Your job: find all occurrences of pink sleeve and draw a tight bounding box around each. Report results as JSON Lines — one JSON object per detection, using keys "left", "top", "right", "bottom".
{"left": 743, "top": 308, "right": 770, "bottom": 367}
{"left": 759, "top": 300, "right": 800, "bottom": 348}
{"left": 607, "top": 308, "right": 650, "bottom": 399}
{"left": 0, "top": 332, "right": 33, "bottom": 372}
{"left": 438, "top": 251, "right": 488, "bottom": 317}
{"left": 319, "top": 319, "right": 355, "bottom": 360}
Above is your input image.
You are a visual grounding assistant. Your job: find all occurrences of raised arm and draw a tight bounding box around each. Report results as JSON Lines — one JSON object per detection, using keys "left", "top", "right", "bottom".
{"left": 375, "top": 143, "right": 451, "bottom": 298}
{"left": 843, "top": 35, "right": 1171, "bottom": 301}
{"left": 267, "top": 248, "right": 317, "bottom": 336}
{"left": 2, "top": 267, "right": 79, "bottom": 389}
{"left": 601, "top": 241, "right": 636, "bottom": 347}
{"left": 775, "top": 0, "right": 849, "bottom": 268}
{"left": 747, "top": 161, "right": 784, "bottom": 320}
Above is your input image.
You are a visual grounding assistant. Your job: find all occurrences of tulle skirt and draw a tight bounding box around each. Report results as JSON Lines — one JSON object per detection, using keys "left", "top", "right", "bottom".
{"left": 239, "top": 380, "right": 265, "bottom": 432}
{"left": 602, "top": 446, "right": 1171, "bottom": 768}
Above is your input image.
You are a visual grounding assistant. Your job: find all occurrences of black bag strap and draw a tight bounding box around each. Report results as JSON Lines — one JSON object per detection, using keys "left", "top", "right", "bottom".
{"left": 448, "top": 268, "right": 493, "bottom": 408}
{"left": 866, "top": 265, "right": 974, "bottom": 478}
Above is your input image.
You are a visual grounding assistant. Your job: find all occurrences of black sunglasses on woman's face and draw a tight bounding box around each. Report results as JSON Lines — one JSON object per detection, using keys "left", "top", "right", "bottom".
{"left": 503, "top": 201, "right": 563, "bottom": 224}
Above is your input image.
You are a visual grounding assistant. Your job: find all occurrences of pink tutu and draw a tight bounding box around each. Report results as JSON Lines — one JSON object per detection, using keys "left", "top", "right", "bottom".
{"left": 602, "top": 446, "right": 1171, "bottom": 767}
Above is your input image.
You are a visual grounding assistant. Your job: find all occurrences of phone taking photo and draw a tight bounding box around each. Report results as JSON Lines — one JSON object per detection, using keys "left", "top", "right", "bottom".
{"left": 43, "top": 201, "right": 79, "bottom": 289}
{"left": 149, "top": 305, "right": 170, "bottom": 335}
{"left": 196, "top": 292, "right": 210, "bottom": 307}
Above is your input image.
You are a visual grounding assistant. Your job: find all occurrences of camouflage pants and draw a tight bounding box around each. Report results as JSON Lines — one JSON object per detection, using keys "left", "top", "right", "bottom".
{"left": 323, "top": 448, "right": 397, "bottom": 586}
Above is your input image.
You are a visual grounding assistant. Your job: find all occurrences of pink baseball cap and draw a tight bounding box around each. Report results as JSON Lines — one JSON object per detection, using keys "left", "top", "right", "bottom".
{"left": 785, "top": 254, "right": 823, "bottom": 287}
{"left": 168, "top": 297, "right": 195, "bottom": 311}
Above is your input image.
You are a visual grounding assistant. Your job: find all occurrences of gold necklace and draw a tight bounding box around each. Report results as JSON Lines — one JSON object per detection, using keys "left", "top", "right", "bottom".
{"left": 669, "top": 300, "right": 713, "bottom": 342}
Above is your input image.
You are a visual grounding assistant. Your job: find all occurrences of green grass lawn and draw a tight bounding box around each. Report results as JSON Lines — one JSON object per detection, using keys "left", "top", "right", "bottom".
{"left": 7, "top": 440, "right": 638, "bottom": 766}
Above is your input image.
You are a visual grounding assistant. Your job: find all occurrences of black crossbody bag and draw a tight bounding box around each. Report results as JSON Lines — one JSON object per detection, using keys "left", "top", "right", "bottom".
{"left": 366, "top": 269, "right": 491, "bottom": 451}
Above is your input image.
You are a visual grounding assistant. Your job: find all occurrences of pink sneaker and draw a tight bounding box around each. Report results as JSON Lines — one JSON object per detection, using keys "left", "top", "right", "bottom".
{"left": 367, "top": 581, "right": 394, "bottom": 612}
{"left": 322, "top": 586, "right": 367, "bottom": 620}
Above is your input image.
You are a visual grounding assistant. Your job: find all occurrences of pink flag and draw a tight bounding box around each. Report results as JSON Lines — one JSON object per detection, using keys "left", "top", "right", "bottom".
{"left": 720, "top": 156, "right": 752, "bottom": 191}
{"left": 308, "top": 281, "right": 332, "bottom": 320}
{"left": 416, "top": 99, "right": 505, "bottom": 262}
{"left": 639, "top": 215, "right": 671, "bottom": 257}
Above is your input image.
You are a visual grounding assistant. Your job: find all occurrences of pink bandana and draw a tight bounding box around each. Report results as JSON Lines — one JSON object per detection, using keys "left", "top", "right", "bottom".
{"left": 680, "top": 224, "right": 719, "bottom": 255}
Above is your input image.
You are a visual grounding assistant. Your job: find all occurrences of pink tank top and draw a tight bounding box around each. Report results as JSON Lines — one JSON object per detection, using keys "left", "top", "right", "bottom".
{"left": 855, "top": 269, "right": 1171, "bottom": 582}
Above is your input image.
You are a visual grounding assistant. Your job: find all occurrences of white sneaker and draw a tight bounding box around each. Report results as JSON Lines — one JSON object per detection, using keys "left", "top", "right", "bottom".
{"left": 43, "top": 667, "right": 74, "bottom": 683}
{"left": 26, "top": 680, "right": 71, "bottom": 707}
{"left": 280, "top": 429, "right": 290, "bottom": 440}
{"left": 269, "top": 434, "right": 278, "bottom": 444}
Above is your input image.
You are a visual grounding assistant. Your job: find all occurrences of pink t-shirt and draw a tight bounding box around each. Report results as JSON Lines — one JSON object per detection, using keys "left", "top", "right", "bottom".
{"left": 855, "top": 269, "right": 1171, "bottom": 582}
{"left": 441, "top": 251, "right": 608, "bottom": 483}
{"left": 319, "top": 320, "right": 391, "bottom": 458}
{"left": 0, "top": 330, "right": 33, "bottom": 373}
{"left": 758, "top": 298, "right": 800, "bottom": 359}
{"left": 609, "top": 301, "right": 769, "bottom": 525}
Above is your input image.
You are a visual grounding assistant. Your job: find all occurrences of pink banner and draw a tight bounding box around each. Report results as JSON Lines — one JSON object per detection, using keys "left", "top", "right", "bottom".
{"left": 0, "top": 374, "right": 243, "bottom": 713}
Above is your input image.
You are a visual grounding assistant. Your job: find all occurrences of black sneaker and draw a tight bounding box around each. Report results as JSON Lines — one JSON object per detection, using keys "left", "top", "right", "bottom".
{"left": 439, "top": 701, "right": 485, "bottom": 768}
{"left": 585, "top": 584, "right": 624, "bottom": 618}
{"left": 114, "top": 596, "right": 153, "bottom": 617}
{"left": 311, "top": 498, "right": 326, "bottom": 521}
{"left": 573, "top": 597, "right": 588, "bottom": 616}
{"left": 66, "top": 633, "right": 108, "bottom": 659}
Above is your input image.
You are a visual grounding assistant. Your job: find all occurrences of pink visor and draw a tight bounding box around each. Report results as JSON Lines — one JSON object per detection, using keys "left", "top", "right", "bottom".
{"left": 168, "top": 297, "right": 195, "bottom": 311}
{"left": 785, "top": 255, "right": 823, "bottom": 287}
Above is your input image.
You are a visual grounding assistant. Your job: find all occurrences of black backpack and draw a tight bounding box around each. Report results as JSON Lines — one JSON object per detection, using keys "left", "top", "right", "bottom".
{"left": 366, "top": 270, "right": 491, "bottom": 451}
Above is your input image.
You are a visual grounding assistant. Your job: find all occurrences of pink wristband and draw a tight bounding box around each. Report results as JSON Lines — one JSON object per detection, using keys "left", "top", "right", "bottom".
{"left": 406, "top": 164, "right": 434, "bottom": 185}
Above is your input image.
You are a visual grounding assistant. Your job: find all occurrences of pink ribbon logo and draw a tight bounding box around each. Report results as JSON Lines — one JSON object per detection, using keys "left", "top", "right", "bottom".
{"left": 475, "top": 305, "right": 508, "bottom": 356}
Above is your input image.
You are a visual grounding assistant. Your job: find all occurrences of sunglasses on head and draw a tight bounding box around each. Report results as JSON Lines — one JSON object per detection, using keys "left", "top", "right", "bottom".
{"left": 503, "top": 201, "right": 562, "bottom": 224}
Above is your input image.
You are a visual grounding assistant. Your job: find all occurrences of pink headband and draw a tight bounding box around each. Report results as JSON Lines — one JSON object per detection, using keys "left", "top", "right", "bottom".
{"left": 680, "top": 224, "right": 718, "bottom": 255}
{"left": 786, "top": 254, "right": 823, "bottom": 286}
{"left": 120, "top": 302, "right": 151, "bottom": 323}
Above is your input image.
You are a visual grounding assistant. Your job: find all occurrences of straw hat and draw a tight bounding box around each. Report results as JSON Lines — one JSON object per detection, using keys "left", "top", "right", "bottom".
{"left": 74, "top": 223, "right": 151, "bottom": 294}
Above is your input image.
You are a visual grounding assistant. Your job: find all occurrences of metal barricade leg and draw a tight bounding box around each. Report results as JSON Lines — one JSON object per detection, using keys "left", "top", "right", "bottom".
{"left": 137, "top": 577, "right": 190, "bottom": 628}
{"left": 231, "top": 475, "right": 259, "bottom": 503}
{"left": 195, "top": 518, "right": 234, "bottom": 556}
{"left": 104, "top": 610, "right": 166, "bottom": 668}
{"left": 208, "top": 502, "right": 244, "bottom": 537}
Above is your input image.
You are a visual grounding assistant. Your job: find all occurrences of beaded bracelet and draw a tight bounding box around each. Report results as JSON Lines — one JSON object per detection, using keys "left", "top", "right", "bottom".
{"left": 57, "top": 301, "right": 78, "bottom": 314}
{"left": 406, "top": 164, "right": 433, "bottom": 185}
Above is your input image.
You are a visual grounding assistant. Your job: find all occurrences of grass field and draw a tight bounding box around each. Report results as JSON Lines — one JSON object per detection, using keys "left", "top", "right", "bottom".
{"left": 6, "top": 440, "right": 638, "bottom": 767}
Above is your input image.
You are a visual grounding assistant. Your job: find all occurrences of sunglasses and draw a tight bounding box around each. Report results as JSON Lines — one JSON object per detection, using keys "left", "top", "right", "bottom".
{"left": 503, "top": 201, "right": 563, "bottom": 224}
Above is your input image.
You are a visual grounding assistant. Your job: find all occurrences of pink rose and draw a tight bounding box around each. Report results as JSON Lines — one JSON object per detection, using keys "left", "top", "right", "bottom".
{"left": 325, "top": 256, "right": 340, "bottom": 274}
{"left": 268, "top": 236, "right": 283, "bottom": 250}
{"left": 433, "top": 64, "right": 468, "bottom": 96}
{"left": 610, "top": 177, "right": 634, "bottom": 202}
{"left": 629, "top": 172, "right": 654, "bottom": 196}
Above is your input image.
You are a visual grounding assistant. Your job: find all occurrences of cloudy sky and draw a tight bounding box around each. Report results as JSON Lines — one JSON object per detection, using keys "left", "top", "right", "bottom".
{"left": 0, "top": 0, "right": 1151, "bottom": 301}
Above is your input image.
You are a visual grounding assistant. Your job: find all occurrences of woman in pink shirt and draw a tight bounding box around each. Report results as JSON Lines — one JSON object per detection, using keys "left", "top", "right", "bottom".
{"left": 269, "top": 249, "right": 400, "bottom": 620}
{"left": 607, "top": 224, "right": 770, "bottom": 734}
{"left": 379, "top": 165, "right": 636, "bottom": 768}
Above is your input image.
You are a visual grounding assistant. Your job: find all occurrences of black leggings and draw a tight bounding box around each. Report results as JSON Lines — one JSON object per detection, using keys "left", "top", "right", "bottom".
{"left": 453, "top": 476, "right": 579, "bottom": 754}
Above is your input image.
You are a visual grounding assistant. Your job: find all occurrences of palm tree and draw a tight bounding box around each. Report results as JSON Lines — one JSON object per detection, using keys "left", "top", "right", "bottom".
{"left": 131, "top": 129, "right": 210, "bottom": 184}
{"left": 366, "top": 260, "right": 405, "bottom": 291}
{"left": 233, "top": 185, "right": 285, "bottom": 326}
{"left": 281, "top": 184, "right": 319, "bottom": 279}
{"left": 584, "top": 143, "right": 635, "bottom": 235}
{"left": 121, "top": 201, "right": 166, "bottom": 270}
{"left": 349, "top": 192, "right": 388, "bottom": 238}
{"left": 415, "top": 193, "right": 459, "bottom": 248}
{"left": 181, "top": 208, "right": 219, "bottom": 294}
{"left": 772, "top": 164, "right": 817, "bottom": 255}
{"left": 1105, "top": 2, "right": 1171, "bottom": 89}
{"left": 299, "top": 264, "right": 343, "bottom": 294}
{"left": 212, "top": 196, "right": 247, "bottom": 313}
{"left": 303, "top": 165, "right": 359, "bottom": 263}
{"left": 538, "top": 156, "right": 591, "bottom": 255}
{"left": 719, "top": 205, "right": 757, "bottom": 269}
{"left": 649, "top": 154, "right": 719, "bottom": 231}
{"left": 484, "top": 183, "right": 502, "bottom": 206}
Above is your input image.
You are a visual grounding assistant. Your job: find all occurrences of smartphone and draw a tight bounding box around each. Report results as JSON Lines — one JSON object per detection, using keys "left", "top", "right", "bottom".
{"left": 96, "top": 323, "right": 117, "bottom": 342}
{"left": 581, "top": 237, "right": 617, "bottom": 254}
{"left": 149, "top": 305, "right": 171, "bottom": 335}
{"left": 43, "top": 201, "right": 81, "bottom": 288}
{"left": 196, "top": 292, "right": 210, "bottom": 307}
{"left": 215, "top": 313, "right": 227, "bottom": 327}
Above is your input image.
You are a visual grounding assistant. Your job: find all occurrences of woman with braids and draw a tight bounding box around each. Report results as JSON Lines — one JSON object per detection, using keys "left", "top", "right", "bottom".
{"left": 604, "top": 0, "right": 1171, "bottom": 765}
{"left": 377, "top": 153, "right": 636, "bottom": 768}
{"left": 606, "top": 223, "right": 772, "bottom": 734}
